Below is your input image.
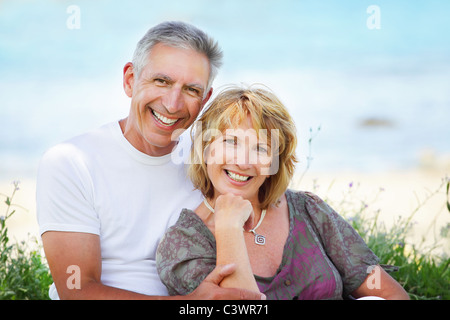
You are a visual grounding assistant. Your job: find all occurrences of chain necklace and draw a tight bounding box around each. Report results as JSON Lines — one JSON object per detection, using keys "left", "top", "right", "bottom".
{"left": 203, "top": 198, "right": 267, "bottom": 245}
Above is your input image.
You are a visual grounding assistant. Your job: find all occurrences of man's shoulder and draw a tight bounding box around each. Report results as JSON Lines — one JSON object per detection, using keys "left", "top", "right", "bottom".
{"left": 66, "top": 122, "right": 117, "bottom": 146}
{"left": 41, "top": 122, "right": 117, "bottom": 166}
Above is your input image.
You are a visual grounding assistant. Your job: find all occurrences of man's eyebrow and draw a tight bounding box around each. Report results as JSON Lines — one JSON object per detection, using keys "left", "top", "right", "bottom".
{"left": 151, "top": 73, "right": 205, "bottom": 91}
{"left": 151, "top": 73, "right": 173, "bottom": 82}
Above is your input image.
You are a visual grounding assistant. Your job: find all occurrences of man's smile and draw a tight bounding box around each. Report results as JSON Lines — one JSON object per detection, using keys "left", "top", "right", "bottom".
{"left": 151, "top": 109, "right": 180, "bottom": 127}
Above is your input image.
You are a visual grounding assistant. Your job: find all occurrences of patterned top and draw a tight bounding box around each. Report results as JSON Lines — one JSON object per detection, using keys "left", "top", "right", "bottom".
{"left": 156, "top": 190, "right": 379, "bottom": 299}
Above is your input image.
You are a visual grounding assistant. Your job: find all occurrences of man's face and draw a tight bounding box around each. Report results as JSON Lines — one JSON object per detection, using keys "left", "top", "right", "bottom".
{"left": 123, "top": 43, "right": 212, "bottom": 156}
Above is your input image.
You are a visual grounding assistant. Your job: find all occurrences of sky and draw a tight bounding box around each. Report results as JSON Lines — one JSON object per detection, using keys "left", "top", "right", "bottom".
{"left": 1, "top": 0, "right": 449, "bottom": 179}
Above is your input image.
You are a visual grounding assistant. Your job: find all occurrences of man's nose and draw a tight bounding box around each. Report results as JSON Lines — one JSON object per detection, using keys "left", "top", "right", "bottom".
{"left": 162, "top": 87, "right": 183, "bottom": 113}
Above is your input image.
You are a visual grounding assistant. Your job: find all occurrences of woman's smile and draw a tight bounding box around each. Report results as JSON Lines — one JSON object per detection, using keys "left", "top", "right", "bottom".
{"left": 224, "top": 169, "right": 253, "bottom": 183}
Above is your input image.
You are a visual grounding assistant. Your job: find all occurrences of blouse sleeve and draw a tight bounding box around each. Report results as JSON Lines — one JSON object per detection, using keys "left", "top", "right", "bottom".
{"left": 301, "top": 191, "right": 379, "bottom": 297}
{"left": 156, "top": 210, "right": 216, "bottom": 296}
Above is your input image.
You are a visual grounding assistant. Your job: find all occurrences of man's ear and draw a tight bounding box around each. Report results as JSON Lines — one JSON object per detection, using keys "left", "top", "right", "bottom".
{"left": 201, "top": 87, "right": 213, "bottom": 108}
{"left": 123, "top": 62, "right": 135, "bottom": 98}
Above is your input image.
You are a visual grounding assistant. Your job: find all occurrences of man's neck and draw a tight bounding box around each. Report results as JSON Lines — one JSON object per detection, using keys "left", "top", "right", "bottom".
{"left": 118, "top": 118, "right": 178, "bottom": 157}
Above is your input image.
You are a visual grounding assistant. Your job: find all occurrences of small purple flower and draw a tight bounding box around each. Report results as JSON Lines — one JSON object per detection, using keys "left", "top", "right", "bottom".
{"left": 11, "top": 180, "right": 20, "bottom": 191}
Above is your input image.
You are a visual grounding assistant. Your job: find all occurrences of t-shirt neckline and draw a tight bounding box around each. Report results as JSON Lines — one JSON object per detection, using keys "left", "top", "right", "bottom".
{"left": 110, "top": 120, "right": 183, "bottom": 166}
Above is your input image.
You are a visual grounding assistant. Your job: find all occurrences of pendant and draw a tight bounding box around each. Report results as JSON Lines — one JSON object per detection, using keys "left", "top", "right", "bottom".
{"left": 254, "top": 233, "right": 266, "bottom": 245}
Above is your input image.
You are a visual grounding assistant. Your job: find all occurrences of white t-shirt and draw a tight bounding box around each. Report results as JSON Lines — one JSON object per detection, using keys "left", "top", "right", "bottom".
{"left": 36, "top": 121, "right": 202, "bottom": 299}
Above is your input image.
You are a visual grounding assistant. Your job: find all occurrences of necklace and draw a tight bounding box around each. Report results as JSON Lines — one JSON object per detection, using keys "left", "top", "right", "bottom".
{"left": 203, "top": 198, "right": 267, "bottom": 245}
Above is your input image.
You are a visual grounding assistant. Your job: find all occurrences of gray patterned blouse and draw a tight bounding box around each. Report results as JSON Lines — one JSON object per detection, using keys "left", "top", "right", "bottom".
{"left": 156, "top": 190, "right": 379, "bottom": 299}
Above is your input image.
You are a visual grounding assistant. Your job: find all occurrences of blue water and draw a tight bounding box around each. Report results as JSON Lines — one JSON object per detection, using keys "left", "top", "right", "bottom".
{"left": 1, "top": 0, "right": 449, "bottom": 180}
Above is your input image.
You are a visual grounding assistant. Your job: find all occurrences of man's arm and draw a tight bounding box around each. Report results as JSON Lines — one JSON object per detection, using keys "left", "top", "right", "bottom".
{"left": 42, "top": 231, "right": 149, "bottom": 299}
{"left": 42, "top": 231, "right": 265, "bottom": 300}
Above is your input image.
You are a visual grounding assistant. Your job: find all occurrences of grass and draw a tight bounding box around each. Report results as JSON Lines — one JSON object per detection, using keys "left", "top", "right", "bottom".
{"left": 316, "top": 177, "right": 450, "bottom": 300}
{"left": 0, "top": 181, "right": 53, "bottom": 300}
{"left": 293, "top": 127, "right": 450, "bottom": 300}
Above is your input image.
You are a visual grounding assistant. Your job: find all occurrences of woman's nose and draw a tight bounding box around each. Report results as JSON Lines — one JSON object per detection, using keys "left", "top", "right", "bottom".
{"left": 234, "top": 146, "right": 253, "bottom": 170}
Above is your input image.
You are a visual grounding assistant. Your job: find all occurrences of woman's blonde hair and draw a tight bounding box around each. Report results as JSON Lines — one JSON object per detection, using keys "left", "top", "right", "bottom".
{"left": 188, "top": 84, "right": 298, "bottom": 209}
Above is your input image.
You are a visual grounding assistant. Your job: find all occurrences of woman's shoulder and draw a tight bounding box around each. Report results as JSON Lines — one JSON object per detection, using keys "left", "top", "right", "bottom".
{"left": 285, "top": 189, "right": 341, "bottom": 231}
{"left": 177, "top": 208, "right": 205, "bottom": 229}
{"left": 163, "top": 208, "right": 215, "bottom": 246}
{"left": 156, "top": 208, "right": 217, "bottom": 296}
{"left": 285, "top": 189, "right": 330, "bottom": 211}
{"left": 157, "top": 208, "right": 216, "bottom": 267}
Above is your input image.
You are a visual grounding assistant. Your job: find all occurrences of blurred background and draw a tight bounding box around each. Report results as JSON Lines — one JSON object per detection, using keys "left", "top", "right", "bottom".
{"left": 1, "top": 1, "right": 449, "bottom": 294}
{"left": 1, "top": 0, "right": 449, "bottom": 181}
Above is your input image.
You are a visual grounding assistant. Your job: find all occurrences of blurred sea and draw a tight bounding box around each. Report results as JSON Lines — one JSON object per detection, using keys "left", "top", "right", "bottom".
{"left": 1, "top": 0, "right": 449, "bottom": 181}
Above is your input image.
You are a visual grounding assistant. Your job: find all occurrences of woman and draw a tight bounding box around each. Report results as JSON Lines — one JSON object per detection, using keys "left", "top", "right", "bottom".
{"left": 156, "top": 84, "right": 409, "bottom": 299}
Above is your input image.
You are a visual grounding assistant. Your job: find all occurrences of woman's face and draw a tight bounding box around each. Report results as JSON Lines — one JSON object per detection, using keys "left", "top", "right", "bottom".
{"left": 205, "top": 115, "right": 273, "bottom": 204}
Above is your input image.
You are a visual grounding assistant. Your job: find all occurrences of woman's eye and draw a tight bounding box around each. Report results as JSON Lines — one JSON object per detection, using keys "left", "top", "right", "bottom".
{"left": 224, "top": 137, "right": 237, "bottom": 145}
{"left": 257, "top": 145, "right": 268, "bottom": 153}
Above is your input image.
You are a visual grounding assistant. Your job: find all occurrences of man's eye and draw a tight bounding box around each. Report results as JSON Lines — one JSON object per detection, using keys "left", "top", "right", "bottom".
{"left": 186, "top": 87, "right": 201, "bottom": 96}
{"left": 155, "top": 78, "right": 168, "bottom": 85}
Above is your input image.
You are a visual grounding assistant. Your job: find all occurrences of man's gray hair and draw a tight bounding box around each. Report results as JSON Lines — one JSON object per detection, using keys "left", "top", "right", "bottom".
{"left": 132, "top": 21, "right": 223, "bottom": 93}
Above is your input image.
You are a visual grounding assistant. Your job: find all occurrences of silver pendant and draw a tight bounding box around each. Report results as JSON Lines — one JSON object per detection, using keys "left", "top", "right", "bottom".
{"left": 254, "top": 233, "right": 266, "bottom": 245}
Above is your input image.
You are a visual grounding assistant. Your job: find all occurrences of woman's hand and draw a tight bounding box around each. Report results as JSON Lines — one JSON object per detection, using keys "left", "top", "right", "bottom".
{"left": 214, "top": 194, "right": 253, "bottom": 231}
{"left": 213, "top": 194, "right": 260, "bottom": 293}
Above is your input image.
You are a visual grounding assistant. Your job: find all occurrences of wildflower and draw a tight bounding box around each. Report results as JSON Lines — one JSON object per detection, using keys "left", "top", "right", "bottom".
{"left": 440, "top": 223, "right": 450, "bottom": 238}
{"left": 312, "top": 179, "right": 320, "bottom": 191}
{"left": 12, "top": 180, "right": 20, "bottom": 191}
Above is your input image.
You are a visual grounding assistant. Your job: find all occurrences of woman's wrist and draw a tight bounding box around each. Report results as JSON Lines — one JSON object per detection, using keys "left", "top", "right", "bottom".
{"left": 214, "top": 210, "right": 247, "bottom": 232}
{"left": 215, "top": 221, "right": 244, "bottom": 235}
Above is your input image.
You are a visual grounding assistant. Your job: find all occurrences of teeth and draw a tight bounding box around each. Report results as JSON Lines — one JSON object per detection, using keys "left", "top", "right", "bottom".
{"left": 152, "top": 110, "right": 178, "bottom": 126}
{"left": 226, "top": 170, "right": 250, "bottom": 182}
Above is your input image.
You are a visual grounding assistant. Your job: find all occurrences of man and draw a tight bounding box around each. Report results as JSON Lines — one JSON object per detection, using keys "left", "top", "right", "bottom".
{"left": 37, "top": 21, "right": 264, "bottom": 300}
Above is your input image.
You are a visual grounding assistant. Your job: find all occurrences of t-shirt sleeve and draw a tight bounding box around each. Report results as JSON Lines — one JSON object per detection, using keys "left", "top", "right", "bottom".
{"left": 302, "top": 191, "right": 379, "bottom": 297}
{"left": 156, "top": 212, "right": 216, "bottom": 296}
{"left": 36, "top": 143, "right": 100, "bottom": 236}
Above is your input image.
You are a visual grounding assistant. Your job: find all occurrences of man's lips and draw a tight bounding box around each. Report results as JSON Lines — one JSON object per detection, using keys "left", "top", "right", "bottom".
{"left": 151, "top": 109, "right": 180, "bottom": 127}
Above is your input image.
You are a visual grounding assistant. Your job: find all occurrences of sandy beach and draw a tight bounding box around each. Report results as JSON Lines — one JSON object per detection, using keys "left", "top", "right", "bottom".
{"left": 291, "top": 167, "right": 450, "bottom": 256}
{"left": 2, "top": 166, "right": 449, "bottom": 256}
{"left": 1, "top": 178, "right": 40, "bottom": 244}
